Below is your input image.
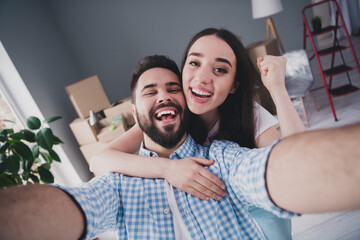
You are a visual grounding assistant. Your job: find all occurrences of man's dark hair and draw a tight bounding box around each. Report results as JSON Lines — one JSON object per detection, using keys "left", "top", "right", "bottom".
{"left": 130, "top": 55, "right": 181, "bottom": 103}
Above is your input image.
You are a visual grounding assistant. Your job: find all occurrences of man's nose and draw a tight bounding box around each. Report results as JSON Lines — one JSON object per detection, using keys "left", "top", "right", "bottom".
{"left": 157, "top": 92, "right": 172, "bottom": 104}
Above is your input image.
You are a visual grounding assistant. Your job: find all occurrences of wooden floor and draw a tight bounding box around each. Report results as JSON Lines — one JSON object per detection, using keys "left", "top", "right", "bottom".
{"left": 291, "top": 35, "right": 360, "bottom": 240}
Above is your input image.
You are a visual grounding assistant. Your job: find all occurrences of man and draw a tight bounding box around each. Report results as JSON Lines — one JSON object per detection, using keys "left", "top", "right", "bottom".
{"left": 0, "top": 55, "right": 360, "bottom": 240}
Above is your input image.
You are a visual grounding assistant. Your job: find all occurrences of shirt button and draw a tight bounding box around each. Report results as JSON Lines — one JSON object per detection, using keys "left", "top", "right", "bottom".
{"left": 163, "top": 208, "right": 170, "bottom": 214}
{"left": 185, "top": 210, "right": 189, "bottom": 215}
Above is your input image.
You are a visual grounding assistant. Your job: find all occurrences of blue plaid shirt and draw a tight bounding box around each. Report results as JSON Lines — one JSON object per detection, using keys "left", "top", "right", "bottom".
{"left": 57, "top": 135, "right": 296, "bottom": 239}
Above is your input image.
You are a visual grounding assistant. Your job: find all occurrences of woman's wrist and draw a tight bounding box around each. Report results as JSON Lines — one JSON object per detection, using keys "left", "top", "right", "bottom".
{"left": 156, "top": 157, "right": 174, "bottom": 180}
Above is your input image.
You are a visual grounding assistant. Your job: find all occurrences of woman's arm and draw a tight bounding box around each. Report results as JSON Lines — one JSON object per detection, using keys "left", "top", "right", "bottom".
{"left": 256, "top": 56, "right": 305, "bottom": 147}
{"left": 90, "top": 124, "right": 226, "bottom": 200}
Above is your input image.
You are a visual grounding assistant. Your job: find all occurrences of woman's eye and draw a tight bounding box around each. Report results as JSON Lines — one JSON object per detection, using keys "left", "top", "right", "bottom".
{"left": 215, "top": 68, "right": 228, "bottom": 74}
{"left": 189, "top": 61, "right": 199, "bottom": 67}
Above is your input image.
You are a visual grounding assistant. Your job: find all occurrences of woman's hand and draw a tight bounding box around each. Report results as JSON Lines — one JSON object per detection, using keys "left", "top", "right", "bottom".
{"left": 163, "top": 158, "right": 226, "bottom": 201}
{"left": 257, "top": 55, "right": 287, "bottom": 94}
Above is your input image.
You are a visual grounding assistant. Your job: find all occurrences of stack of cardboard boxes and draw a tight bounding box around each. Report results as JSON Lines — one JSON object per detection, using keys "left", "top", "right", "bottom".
{"left": 65, "top": 75, "right": 135, "bottom": 164}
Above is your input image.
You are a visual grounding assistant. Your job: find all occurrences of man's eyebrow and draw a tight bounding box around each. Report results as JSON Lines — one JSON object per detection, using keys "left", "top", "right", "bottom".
{"left": 166, "top": 82, "right": 181, "bottom": 87}
{"left": 188, "top": 52, "right": 232, "bottom": 67}
{"left": 141, "top": 83, "right": 157, "bottom": 92}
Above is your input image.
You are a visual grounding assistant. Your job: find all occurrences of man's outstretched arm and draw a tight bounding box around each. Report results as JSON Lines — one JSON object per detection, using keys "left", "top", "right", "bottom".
{"left": 267, "top": 124, "right": 360, "bottom": 213}
{"left": 0, "top": 184, "right": 85, "bottom": 240}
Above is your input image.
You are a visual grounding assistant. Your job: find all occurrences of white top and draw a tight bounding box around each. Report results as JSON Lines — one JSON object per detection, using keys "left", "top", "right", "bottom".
{"left": 167, "top": 102, "right": 278, "bottom": 239}
{"left": 203, "top": 102, "right": 278, "bottom": 147}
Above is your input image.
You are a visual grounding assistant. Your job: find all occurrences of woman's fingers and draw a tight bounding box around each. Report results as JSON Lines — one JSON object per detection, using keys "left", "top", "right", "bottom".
{"left": 187, "top": 179, "right": 224, "bottom": 201}
{"left": 194, "top": 171, "right": 226, "bottom": 200}
{"left": 166, "top": 157, "right": 226, "bottom": 201}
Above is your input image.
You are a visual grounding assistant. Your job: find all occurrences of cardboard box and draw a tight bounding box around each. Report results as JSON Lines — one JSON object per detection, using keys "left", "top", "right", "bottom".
{"left": 80, "top": 142, "right": 108, "bottom": 165}
{"left": 246, "top": 38, "right": 281, "bottom": 70}
{"left": 69, "top": 118, "right": 98, "bottom": 145}
{"left": 65, "top": 75, "right": 111, "bottom": 119}
{"left": 97, "top": 122, "right": 126, "bottom": 143}
{"left": 104, "top": 97, "right": 135, "bottom": 131}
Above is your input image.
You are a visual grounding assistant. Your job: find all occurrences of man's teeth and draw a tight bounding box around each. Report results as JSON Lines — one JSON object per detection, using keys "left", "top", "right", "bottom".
{"left": 157, "top": 110, "right": 175, "bottom": 118}
{"left": 192, "top": 89, "right": 211, "bottom": 97}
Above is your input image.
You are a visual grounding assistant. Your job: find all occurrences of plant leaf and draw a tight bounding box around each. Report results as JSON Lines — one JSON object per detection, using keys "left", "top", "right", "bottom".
{"left": 40, "top": 163, "right": 51, "bottom": 170}
{"left": 34, "top": 158, "right": 41, "bottom": 164}
{"left": 0, "top": 154, "right": 8, "bottom": 174}
{"left": 38, "top": 167, "right": 54, "bottom": 183}
{"left": 0, "top": 141, "right": 9, "bottom": 154}
{"left": 53, "top": 136, "right": 64, "bottom": 145}
{"left": 22, "top": 170, "right": 30, "bottom": 181}
{"left": 49, "top": 149, "right": 61, "bottom": 162}
{"left": 3, "top": 119, "right": 16, "bottom": 123}
{"left": 40, "top": 152, "right": 52, "bottom": 164}
{"left": 11, "top": 142, "right": 34, "bottom": 162}
{"left": 29, "top": 174, "right": 39, "bottom": 183}
{"left": 0, "top": 174, "right": 18, "bottom": 188}
{"left": 35, "top": 128, "right": 54, "bottom": 151}
{"left": 44, "top": 116, "right": 62, "bottom": 124}
{"left": 32, "top": 145, "right": 40, "bottom": 158}
{"left": 22, "top": 130, "right": 36, "bottom": 142}
{"left": 1, "top": 129, "right": 13, "bottom": 135}
{"left": 9, "top": 132, "right": 25, "bottom": 140}
{"left": 26, "top": 116, "right": 41, "bottom": 130}
{"left": 8, "top": 155, "right": 20, "bottom": 174}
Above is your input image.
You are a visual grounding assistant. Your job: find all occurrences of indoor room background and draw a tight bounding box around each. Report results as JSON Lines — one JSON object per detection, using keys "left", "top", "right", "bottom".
{"left": 0, "top": 0, "right": 310, "bottom": 181}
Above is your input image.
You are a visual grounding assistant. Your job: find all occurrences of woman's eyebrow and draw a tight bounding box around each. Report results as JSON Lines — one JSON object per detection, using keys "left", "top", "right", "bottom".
{"left": 215, "top": 58, "right": 232, "bottom": 67}
{"left": 188, "top": 52, "right": 232, "bottom": 67}
{"left": 188, "top": 52, "right": 203, "bottom": 58}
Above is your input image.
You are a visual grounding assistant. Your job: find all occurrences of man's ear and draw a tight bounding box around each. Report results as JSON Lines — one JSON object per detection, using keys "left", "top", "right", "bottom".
{"left": 132, "top": 104, "right": 138, "bottom": 124}
{"left": 229, "top": 81, "right": 239, "bottom": 94}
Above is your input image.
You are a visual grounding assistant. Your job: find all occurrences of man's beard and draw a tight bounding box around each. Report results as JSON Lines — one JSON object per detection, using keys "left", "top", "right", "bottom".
{"left": 136, "top": 102, "right": 189, "bottom": 149}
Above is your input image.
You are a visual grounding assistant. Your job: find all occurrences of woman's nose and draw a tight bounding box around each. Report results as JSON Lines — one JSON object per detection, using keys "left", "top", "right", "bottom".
{"left": 195, "top": 67, "right": 211, "bottom": 85}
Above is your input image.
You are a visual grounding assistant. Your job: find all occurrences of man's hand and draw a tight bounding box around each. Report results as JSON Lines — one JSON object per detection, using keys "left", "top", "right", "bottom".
{"left": 0, "top": 184, "right": 85, "bottom": 240}
{"left": 164, "top": 158, "right": 226, "bottom": 201}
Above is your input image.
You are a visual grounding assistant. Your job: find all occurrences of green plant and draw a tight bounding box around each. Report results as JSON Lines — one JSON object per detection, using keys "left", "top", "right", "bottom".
{"left": 0, "top": 116, "right": 63, "bottom": 187}
{"left": 311, "top": 15, "right": 322, "bottom": 33}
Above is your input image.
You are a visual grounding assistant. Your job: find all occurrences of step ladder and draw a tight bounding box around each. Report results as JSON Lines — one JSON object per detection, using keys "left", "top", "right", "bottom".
{"left": 302, "top": 0, "right": 360, "bottom": 121}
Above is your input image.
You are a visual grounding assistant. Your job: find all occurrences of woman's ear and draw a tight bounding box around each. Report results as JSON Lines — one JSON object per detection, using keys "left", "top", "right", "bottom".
{"left": 230, "top": 81, "right": 239, "bottom": 94}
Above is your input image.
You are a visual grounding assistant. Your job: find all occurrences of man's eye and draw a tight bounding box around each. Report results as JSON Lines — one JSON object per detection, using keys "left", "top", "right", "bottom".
{"left": 215, "top": 68, "right": 228, "bottom": 74}
{"left": 144, "top": 92, "right": 156, "bottom": 96}
{"left": 169, "top": 89, "right": 182, "bottom": 93}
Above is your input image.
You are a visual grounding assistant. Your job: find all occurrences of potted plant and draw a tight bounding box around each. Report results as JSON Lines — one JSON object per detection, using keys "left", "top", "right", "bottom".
{"left": 311, "top": 15, "right": 322, "bottom": 33}
{"left": 0, "top": 116, "right": 63, "bottom": 187}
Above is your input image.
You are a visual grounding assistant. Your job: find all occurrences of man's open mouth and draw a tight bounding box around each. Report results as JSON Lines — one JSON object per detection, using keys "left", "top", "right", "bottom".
{"left": 155, "top": 109, "right": 176, "bottom": 121}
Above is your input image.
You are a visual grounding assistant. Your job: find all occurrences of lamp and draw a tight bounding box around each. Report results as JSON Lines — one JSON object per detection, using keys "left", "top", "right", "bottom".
{"left": 251, "top": 0, "right": 285, "bottom": 53}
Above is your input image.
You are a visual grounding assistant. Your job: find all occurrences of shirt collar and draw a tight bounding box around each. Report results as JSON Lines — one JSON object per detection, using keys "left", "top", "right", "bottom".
{"left": 138, "top": 134, "right": 199, "bottom": 159}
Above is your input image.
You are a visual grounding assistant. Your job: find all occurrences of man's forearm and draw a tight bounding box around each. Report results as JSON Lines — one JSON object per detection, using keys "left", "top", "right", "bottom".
{"left": 0, "top": 184, "right": 85, "bottom": 240}
{"left": 267, "top": 124, "right": 360, "bottom": 213}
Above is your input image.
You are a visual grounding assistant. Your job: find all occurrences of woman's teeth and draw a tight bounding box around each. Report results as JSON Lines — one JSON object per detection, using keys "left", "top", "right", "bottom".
{"left": 192, "top": 89, "right": 211, "bottom": 99}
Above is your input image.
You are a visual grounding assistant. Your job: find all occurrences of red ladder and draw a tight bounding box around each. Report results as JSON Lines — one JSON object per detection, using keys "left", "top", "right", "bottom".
{"left": 302, "top": 0, "right": 360, "bottom": 121}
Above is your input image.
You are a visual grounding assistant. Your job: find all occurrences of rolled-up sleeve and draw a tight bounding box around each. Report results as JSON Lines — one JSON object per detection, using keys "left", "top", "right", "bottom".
{"left": 54, "top": 172, "right": 122, "bottom": 239}
{"left": 213, "top": 140, "right": 298, "bottom": 218}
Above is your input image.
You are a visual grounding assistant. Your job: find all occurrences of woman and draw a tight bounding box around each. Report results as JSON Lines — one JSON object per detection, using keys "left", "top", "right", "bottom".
{"left": 90, "top": 28, "right": 305, "bottom": 239}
